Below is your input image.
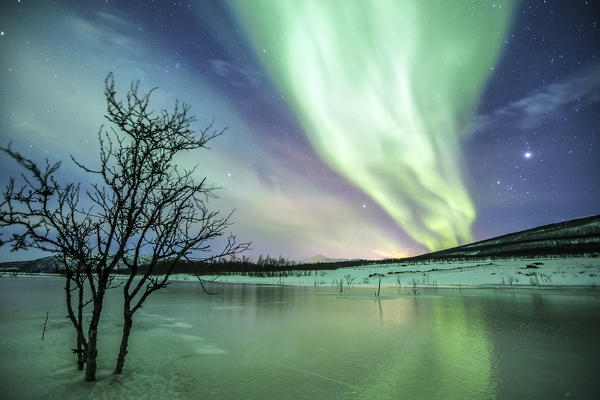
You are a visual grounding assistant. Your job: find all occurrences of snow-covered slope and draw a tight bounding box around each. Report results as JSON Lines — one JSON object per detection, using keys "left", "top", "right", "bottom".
{"left": 2, "top": 215, "right": 599, "bottom": 274}
{"left": 301, "top": 254, "right": 349, "bottom": 264}
{"left": 413, "top": 214, "right": 600, "bottom": 259}
{"left": 0, "top": 256, "right": 58, "bottom": 273}
{"left": 0, "top": 255, "right": 152, "bottom": 273}
{"left": 190, "top": 257, "right": 600, "bottom": 288}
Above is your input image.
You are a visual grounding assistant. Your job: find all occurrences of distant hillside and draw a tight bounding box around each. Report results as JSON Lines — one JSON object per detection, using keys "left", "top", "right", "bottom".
{"left": 305, "top": 214, "right": 599, "bottom": 267}
{"left": 301, "top": 254, "right": 348, "bottom": 264}
{"left": 403, "top": 214, "right": 600, "bottom": 261}
{"left": 2, "top": 215, "right": 599, "bottom": 274}
{"left": 0, "top": 256, "right": 58, "bottom": 273}
{"left": 0, "top": 255, "right": 147, "bottom": 274}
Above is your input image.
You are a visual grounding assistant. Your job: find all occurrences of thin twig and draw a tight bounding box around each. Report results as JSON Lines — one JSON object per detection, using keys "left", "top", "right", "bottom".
{"left": 41, "top": 311, "right": 49, "bottom": 340}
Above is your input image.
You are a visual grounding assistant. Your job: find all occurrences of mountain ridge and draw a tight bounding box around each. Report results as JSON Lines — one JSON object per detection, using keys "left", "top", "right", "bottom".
{"left": 1, "top": 214, "right": 599, "bottom": 273}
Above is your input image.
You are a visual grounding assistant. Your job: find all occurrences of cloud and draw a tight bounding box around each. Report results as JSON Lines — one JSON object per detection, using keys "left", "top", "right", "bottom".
{"left": 0, "top": 2, "right": 416, "bottom": 261}
{"left": 474, "top": 65, "right": 600, "bottom": 131}
{"left": 0, "top": 5, "right": 157, "bottom": 149}
{"left": 209, "top": 59, "right": 259, "bottom": 87}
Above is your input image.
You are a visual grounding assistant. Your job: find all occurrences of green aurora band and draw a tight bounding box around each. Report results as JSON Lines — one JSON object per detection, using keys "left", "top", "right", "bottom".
{"left": 230, "top": 0, "right": 516, "bottom": 251}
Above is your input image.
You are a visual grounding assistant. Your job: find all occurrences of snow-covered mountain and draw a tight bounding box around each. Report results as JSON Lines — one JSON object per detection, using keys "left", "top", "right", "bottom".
{"left": 413, "top": 214, "right": 600, "bottom": 260}
{"left": 300, "top": 254, "right": 349, "bottom": 264}
{"left": 0, "top": 256, "right": 58, "bottom": 273}
{"left": 0, "top": 254, "right": 153, "bottom": 273}
{"left": 2, "top": 215, "right": 598, "bottom": 272}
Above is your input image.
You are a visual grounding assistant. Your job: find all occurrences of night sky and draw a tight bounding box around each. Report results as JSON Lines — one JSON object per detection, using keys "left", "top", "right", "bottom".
{"left": 0, "top": 0, "right": 598, "bottom": 261}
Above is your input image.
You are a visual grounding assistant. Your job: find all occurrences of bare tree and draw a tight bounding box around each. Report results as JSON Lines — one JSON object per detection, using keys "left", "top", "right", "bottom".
{"left": 0, "top": 154, "right": 97, "bottom": 371}
{"left": 94, "top": 74, "right": 249, "bottom": 374}
{"left": 57, "top": 254, "right": 92, "bottom": 370}
{"left": 0, "top": 73, "right": 248, "bottom": 381}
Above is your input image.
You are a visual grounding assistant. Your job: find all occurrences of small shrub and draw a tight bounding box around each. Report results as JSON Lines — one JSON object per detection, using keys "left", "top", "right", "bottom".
{"left": 507, "top": 274, "right": 515, "bottom": 286}
{"left": 529, "top": 272, "right": 540, "bottom": 286}
{"left": 344, "top": 274, "right": 355, "bottom": 286}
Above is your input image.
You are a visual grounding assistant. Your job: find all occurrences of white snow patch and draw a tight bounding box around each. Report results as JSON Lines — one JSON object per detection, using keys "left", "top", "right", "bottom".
{"left": 173, "top": 333, "right": 205, "bottom": 342}
{"left": 194, "top": 344, "right": 227, "bottom": 355}
{"left": 161, "top": 321, "right": 193, "bottom": 328}
{"left": 184, "top": 256, "right": 600, "bottom": 289}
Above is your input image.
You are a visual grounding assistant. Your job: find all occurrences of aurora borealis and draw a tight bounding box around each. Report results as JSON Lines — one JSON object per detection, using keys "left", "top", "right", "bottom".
{"left": 1, "top": 0, "right": 599, "bottom": 261}
{"left": 231, "top": 0, "right": 516, "bottom": 250}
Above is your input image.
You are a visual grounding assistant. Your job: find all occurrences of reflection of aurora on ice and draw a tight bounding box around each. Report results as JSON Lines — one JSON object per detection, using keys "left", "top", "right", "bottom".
{"left": 349, "top": 297, "right": 494, "bottom": 399}
{"left": 230, "top": 0, "right": 516, "bottom": 250}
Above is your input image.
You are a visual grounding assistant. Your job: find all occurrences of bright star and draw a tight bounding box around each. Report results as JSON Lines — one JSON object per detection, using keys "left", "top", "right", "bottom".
{"left": 524, "top": 151, "right": 532, "bottom": 159}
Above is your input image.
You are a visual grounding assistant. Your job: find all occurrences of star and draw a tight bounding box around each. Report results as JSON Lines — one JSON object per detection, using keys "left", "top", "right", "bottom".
{"left": 0, "top": 0, "right": 597, "bottom": 263}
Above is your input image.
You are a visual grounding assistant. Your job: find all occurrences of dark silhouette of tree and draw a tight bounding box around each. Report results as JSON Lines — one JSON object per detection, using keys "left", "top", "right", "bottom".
{"left": 0, "top": 73, "right": 249, "bottom": 381}
{"left": 57, "top": 254, "right": 92, "bottom": 370}
{"left": 0, "top": 153, "right": 98, "bottom": 371}
{"left": 98, "top": 74, "right": 249, "bottom": 374}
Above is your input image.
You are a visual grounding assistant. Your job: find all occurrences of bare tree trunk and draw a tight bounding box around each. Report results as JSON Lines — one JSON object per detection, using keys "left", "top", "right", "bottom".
{"left": 76, "top": 334, "right": 85, "bottom": 370}
{"left": 114, "top": 310, "right": 132, "bottom": 374}
{"left": 65, "top": 277, "right": 87, "bottom": 370}
{"left": 85, "top": 296, "right": 104, "bottom": 382}
{"left": 85, "top": 326, "right": 98, "bottom": 380}
{"left": 76, "top": 284, "right": 86, "bottom": 370}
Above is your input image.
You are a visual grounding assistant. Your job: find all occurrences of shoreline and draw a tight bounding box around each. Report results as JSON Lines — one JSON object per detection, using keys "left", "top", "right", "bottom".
{"left": 3, "top": 255, "right": 600, "bottom": 291}
{"left": 2, "top": 273, "right": 598, "bottom": 292}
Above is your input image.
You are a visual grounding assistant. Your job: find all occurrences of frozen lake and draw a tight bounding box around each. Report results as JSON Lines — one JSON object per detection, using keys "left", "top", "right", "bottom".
{"left": 1, "top": 276, "right": 599, "bottom": 399}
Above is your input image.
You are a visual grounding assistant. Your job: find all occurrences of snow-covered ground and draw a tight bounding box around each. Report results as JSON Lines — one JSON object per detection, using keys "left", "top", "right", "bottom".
{"left": 5, "top": 256, "right": 599, "bottom": 289}
{"left": 184, "top": 256, "right": 600, "bottom": 288}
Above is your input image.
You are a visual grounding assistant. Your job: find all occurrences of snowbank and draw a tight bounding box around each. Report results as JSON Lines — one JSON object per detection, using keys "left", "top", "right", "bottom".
{"left": 5, "top": 256, "right": 598, "bottom": 289}
{"left": 185, "top": 256, "right": 600, "bottom": 289}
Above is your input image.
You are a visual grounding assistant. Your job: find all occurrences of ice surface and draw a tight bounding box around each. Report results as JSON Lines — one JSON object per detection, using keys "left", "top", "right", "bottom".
{"left": 1, "top": 260, "right": 600, "bottom": 399}
{"left": 161, "top": 322, "right": 194, "bottom": 328}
